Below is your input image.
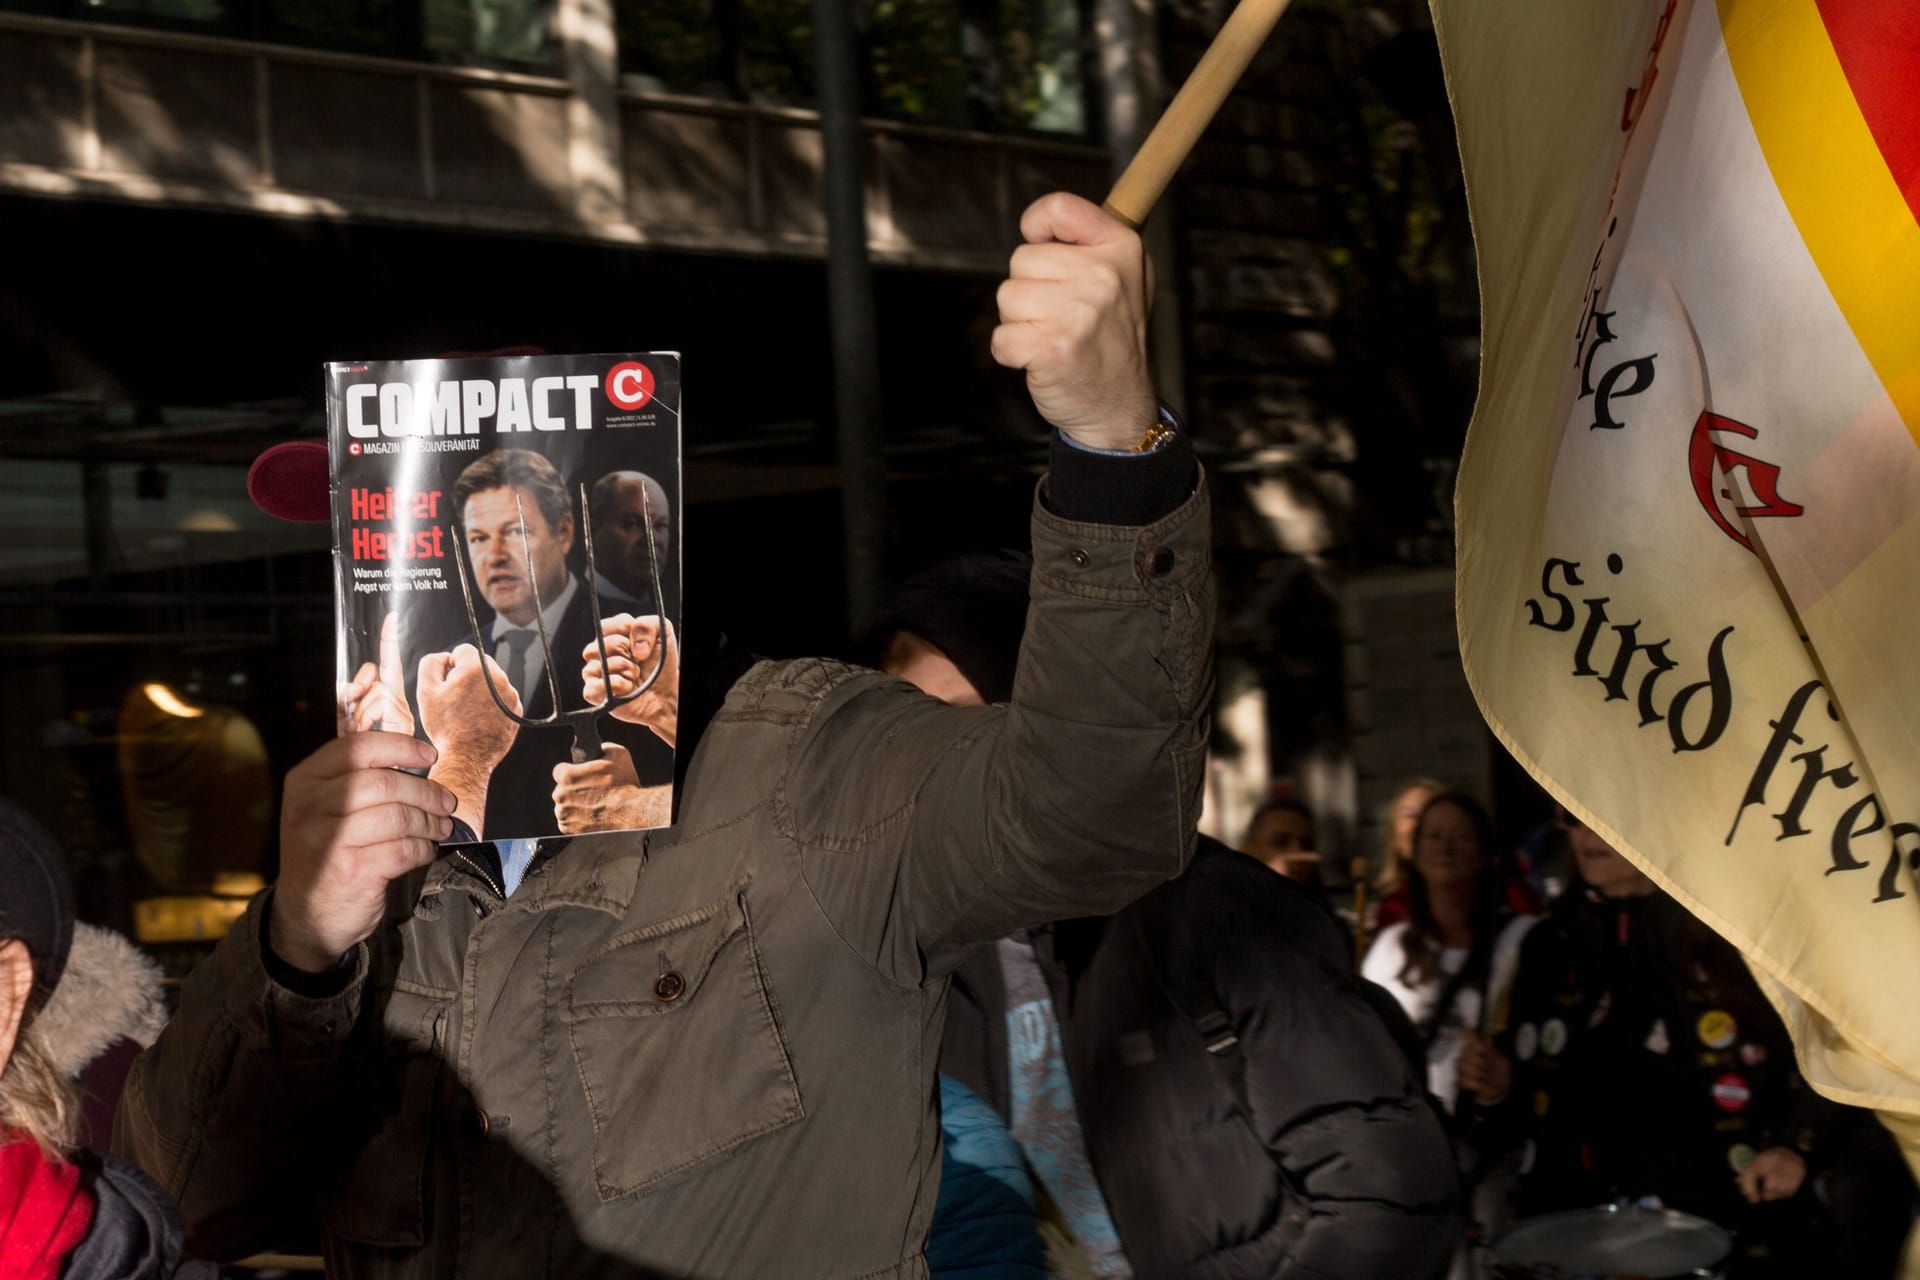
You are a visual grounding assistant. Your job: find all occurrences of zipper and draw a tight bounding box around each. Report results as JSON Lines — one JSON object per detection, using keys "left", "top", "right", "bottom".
{"left": 452, "top": 849, "right": 506, "bottom": 902}
{"left": 463, "top": 831, "right": 650, "bottom": 900}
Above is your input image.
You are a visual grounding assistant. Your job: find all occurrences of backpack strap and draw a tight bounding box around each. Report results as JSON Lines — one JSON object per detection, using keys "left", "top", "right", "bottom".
{"left": 1131, "top": 877, "right": 1298, "bottom": 1222}
{"left": 1132, "top": 880, "right": 1240, "bottom": 1060}
{"left": 1418, "top": 951, "right": 1479, "bottom": 1051}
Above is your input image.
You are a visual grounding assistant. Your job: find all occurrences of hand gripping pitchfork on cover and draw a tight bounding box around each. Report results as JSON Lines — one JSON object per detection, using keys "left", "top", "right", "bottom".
{"left": 449, "top": 482, "right": 668, "bottom": 764}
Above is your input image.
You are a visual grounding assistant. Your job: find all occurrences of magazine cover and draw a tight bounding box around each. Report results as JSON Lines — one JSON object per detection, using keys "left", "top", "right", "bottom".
{"left": 325, "top": 352, "right": 682, "bottom": 844}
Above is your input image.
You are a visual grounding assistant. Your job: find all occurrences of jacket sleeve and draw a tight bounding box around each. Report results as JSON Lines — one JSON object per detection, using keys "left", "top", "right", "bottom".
{"left": 111, "top": 890, "right": 370, "bottom": 1260}
{"left": 785, "top": 473, "right": 1214, "bottom": 982}
{"left": 1215, "top": 885, "right": 1462, "bottom": 1279}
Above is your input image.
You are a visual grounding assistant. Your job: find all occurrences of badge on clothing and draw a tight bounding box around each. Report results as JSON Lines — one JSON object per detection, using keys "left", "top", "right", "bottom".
{"left": 1710, "top": 1073, "right": 1751, "bottom": 1113}
{"left": 1696, "top": 1009, "right": 1737, "bottom": 1050}
{"left": 1644, "top": 1018, "right": 1671, "bottom": 1055}
{"left": 1541, "top": 1018, "right": 1568, "bottom": 1057}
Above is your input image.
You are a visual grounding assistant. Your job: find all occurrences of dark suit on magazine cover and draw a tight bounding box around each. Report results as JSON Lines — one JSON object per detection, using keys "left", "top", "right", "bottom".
{"left": 408, "top": 574, "right": 674, "bottom": 841}
{"left": 590, "top": 570, "right": 676, "bottom": 623}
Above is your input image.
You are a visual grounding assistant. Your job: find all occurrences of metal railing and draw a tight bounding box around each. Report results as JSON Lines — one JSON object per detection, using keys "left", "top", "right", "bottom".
{"left": 0, "top": 7, "right": 1108, "bottom": 272}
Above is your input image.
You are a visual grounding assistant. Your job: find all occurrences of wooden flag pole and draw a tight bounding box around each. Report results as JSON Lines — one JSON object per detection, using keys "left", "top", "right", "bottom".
{"left": 1103, "top": 0, "right": 1295, "bottom": 228}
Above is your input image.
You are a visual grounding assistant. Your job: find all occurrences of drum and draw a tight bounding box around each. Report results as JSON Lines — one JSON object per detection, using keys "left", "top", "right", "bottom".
{"left": 1487, "top": 1204, "right": 1732, "bottom": 1279}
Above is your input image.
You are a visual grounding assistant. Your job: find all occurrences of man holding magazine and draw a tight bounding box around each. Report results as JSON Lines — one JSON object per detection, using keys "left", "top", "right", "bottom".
{"left": 114, "top": 192, "right": 1213, "bottom": 1279}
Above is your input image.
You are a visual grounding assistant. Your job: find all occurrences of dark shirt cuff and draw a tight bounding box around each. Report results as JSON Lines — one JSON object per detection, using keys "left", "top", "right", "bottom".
{"left": 1044, "top": 410, "right": 1197, "bottom": 526}
{"left": 259, "top": 891, "right": 356, "bottom": 999}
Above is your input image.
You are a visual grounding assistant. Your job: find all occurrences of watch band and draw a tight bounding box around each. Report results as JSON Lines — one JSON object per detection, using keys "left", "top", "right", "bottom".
{"left": 1132, "top": 405, "right": 1182, "bottom": 453}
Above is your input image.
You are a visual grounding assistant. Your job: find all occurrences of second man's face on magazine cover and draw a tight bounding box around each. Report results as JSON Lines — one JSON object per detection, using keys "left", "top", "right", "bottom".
{"left": 594, "top": 472, "right": 671, "bottom": 600}
{"left": 463, "top": 484, "right": 575, "bottom": 625}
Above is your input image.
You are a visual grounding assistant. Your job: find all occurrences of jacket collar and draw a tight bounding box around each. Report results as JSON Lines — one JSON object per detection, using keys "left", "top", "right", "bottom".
{"left": 423, "top": 832, "right": 648, "bottom": 917}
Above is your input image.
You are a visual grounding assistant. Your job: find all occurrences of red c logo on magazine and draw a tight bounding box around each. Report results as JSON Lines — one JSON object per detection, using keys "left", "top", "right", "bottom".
{"left": 606, "top": 362, "right": 654, "bottom": 411}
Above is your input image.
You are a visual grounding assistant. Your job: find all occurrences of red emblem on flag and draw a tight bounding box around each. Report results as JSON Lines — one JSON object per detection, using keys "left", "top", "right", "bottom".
{"left": 1688, "top": 412, "right": 1805, "bottom": 554}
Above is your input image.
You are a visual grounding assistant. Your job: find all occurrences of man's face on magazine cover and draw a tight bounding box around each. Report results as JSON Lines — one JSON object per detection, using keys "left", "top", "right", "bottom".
{"left": 463, "top": 485, "right": 575, "bottom": 626}
{"left": 595, "top": 473, "right": 670, "bottom": 599}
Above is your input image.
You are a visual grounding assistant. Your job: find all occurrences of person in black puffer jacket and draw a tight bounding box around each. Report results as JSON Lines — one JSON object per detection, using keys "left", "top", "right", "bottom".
{"left": 870, "top": 554, "right": 1461, "bottom": 1279}
{"left": 942, "top": 839, "right": 1462, "bottom": 1279}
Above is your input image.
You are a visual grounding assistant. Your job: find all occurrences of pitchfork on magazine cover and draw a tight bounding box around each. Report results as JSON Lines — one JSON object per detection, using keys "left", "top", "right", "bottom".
{"left": 326, "top": 351, "right": 683, "bottom": 844}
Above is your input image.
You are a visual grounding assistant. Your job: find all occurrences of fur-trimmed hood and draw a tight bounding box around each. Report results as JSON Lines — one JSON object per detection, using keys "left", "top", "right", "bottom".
{"left": 33, "top": 924, "right": 168, "bottom": 1078}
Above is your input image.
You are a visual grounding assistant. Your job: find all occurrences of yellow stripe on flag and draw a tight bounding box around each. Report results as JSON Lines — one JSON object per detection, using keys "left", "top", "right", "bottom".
{"left": 1718, "top": 0, "right": 1920, "bottom": 449}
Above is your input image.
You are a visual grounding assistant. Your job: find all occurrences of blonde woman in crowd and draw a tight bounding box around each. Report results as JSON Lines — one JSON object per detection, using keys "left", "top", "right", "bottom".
{"left": 1371, "top": 777, "right": 1442, "bottom": 932}
{"left": 0, "top": 799, "right": 210, "bottom": 1280}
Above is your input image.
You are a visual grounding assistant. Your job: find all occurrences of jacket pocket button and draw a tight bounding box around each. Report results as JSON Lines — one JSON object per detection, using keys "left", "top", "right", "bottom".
{"left": 653, "top": 971, "right": 686, "bottom": 1002}
{"left": 1068, "top": 548, "right": 1089, "bottom": 568}
{"left": 1148, "top": 546, "right": 1176, "bottom": 577}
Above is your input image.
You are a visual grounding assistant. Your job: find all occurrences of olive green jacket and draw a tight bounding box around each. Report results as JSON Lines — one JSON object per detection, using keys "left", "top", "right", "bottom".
{"left": 115, "top": 479, "right": 1213, "bottom": 1279}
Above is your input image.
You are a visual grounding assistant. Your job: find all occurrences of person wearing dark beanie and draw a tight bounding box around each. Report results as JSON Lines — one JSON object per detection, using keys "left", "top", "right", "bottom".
{"left": 0, "top": 798, "right": 213, "bottom": 1279}
{"left": 0, "top": 801, "right": 75, "bottom": 1014}
{"left": 863, "top": 551, "right": 1033, "bottom": 705}
{"left": 862, "top": 559, "right": 1051, "bottom": 1274}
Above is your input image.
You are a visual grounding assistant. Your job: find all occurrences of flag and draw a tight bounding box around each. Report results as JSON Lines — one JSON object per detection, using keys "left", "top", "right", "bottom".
{"left": 1438, "top": 0, "right": 1920, "bottom": 1190}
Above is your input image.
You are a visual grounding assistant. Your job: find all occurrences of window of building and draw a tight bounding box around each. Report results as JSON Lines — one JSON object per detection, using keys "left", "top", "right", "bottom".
{"left": 77, "top": 0, "right": 230, "bottom": 22}
{"left": 989, "top": 0, "right": 1086, "bottom": 134}
{"left": 420, "top": 0, "right": 550, "bottom": 68}
{"left": 739, "top": 0, "right": 815, "bottom": 106}
{"left": 614, "top": 0, "right": 731, "bottom": 97}
{"left": 616, "top": 0, "right": 1089, "bottom": 137}
{"left": 3, "top": 0, "right": 557, "bottom": 71}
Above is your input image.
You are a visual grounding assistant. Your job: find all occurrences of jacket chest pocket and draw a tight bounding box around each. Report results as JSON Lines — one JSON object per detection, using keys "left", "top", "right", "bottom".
{"left": 564, "top": 887, "right": 804, "bottom": 1201}
{"left": 320, "top": 984, "right": 451, "bottom": 1248}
